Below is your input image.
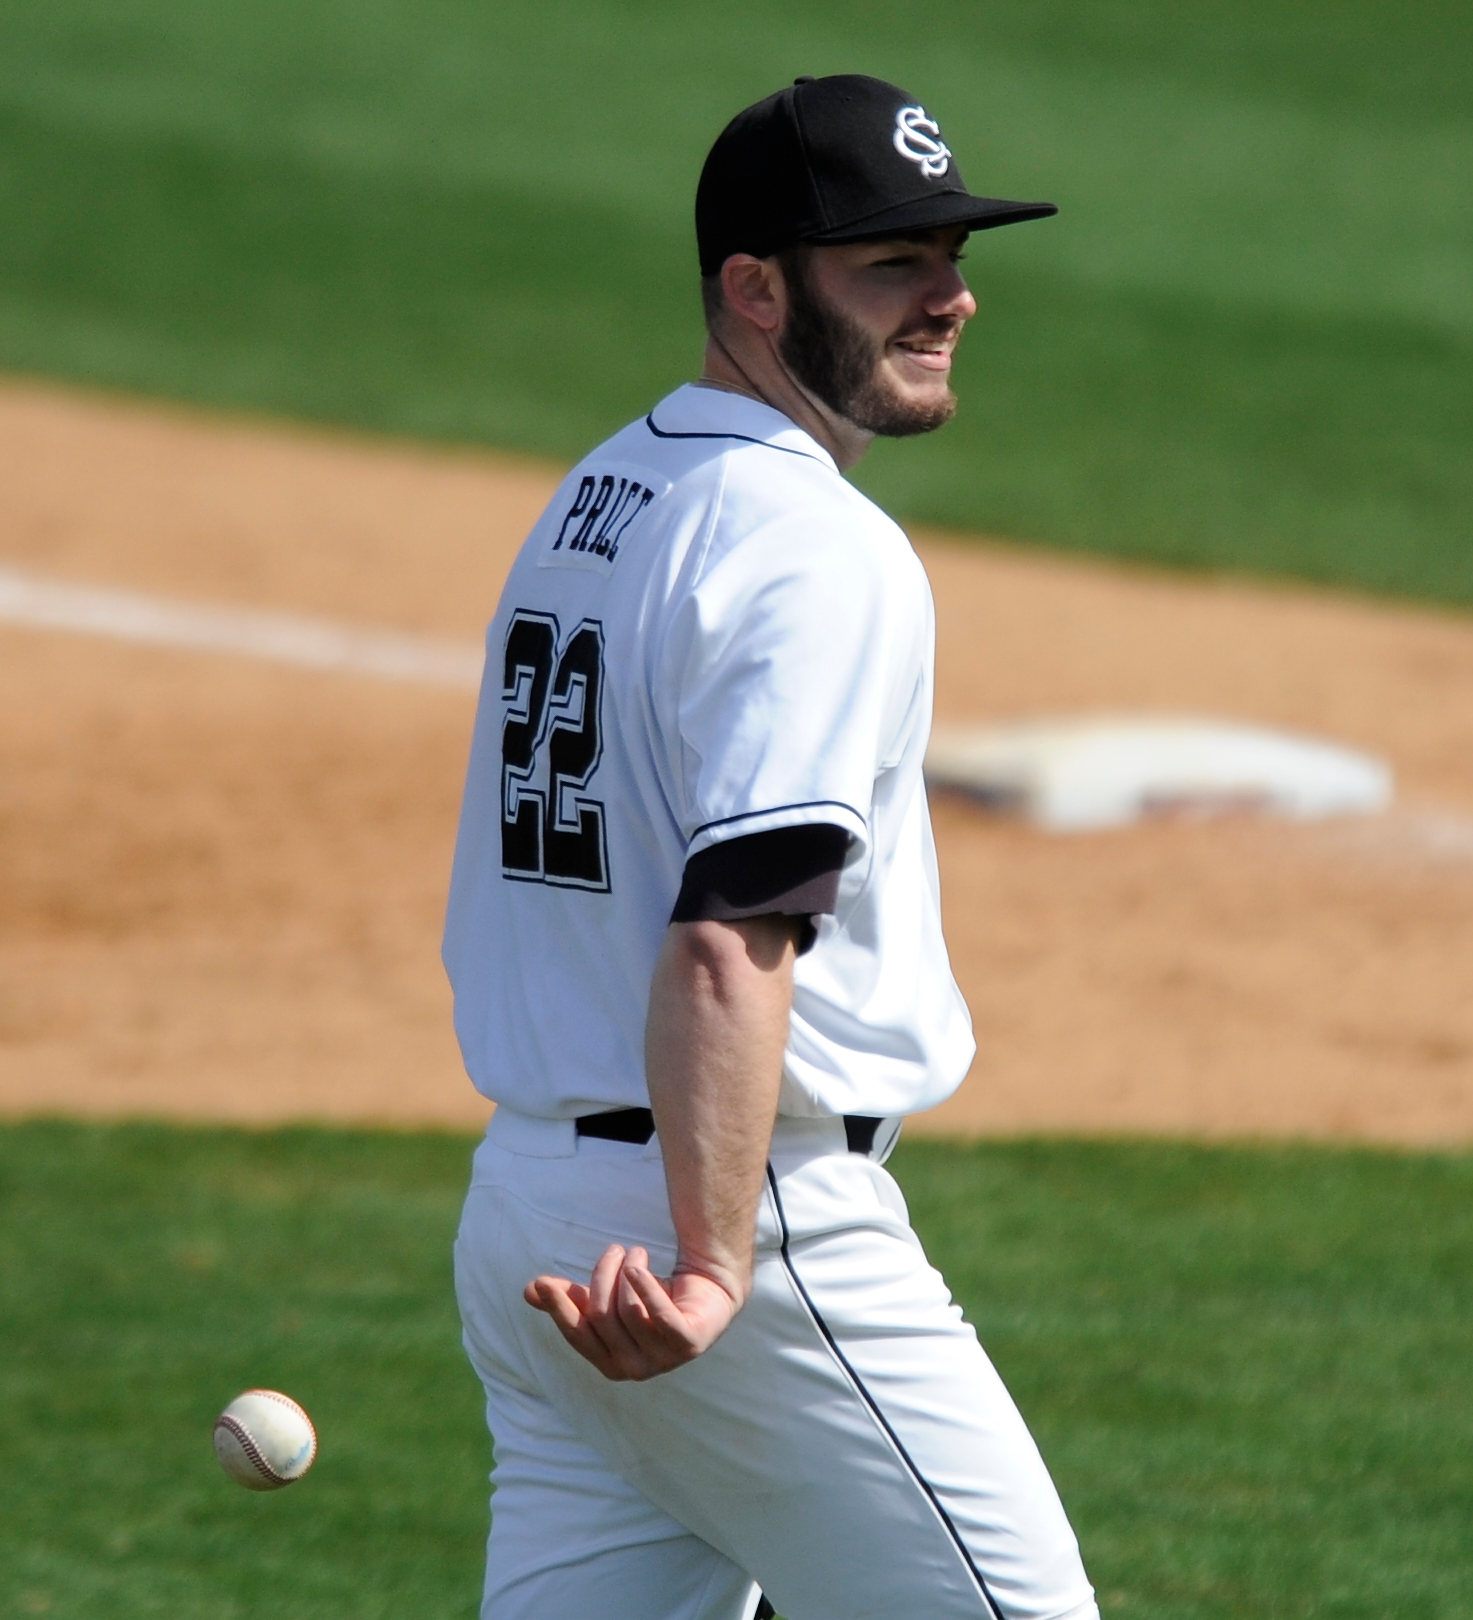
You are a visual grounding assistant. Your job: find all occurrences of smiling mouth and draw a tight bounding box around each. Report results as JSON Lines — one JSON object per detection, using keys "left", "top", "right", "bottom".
{"left": 892, "top": 336, "right": 957, "bottom": 373}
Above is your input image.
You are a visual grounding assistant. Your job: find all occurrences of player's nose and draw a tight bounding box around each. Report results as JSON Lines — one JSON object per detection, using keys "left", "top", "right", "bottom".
{"left": 924, "top": 261, "right": 977, "bottom": 322}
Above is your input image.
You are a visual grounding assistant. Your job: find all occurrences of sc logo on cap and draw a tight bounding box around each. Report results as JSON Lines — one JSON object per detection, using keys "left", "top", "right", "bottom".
{"left": 892, "top": 106, "right": 951, "bottom": 178}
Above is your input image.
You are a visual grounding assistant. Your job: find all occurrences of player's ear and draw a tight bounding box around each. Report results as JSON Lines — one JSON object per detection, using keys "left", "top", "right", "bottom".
{"left": 719, "top": 253, "right": 784, "bottom": 333}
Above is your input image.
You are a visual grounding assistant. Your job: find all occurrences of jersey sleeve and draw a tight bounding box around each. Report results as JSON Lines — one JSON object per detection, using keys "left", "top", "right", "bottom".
{"left": 671, "top": 823, "right": 851, "bottom": 920}
{"left": 668, "top": 512, "right": 924, "bottom": 864}
{"left": 670, "top": 822, "right": 851, "bottom": 953}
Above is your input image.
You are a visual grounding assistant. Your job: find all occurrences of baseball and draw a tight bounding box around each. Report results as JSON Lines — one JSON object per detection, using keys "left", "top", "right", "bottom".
{"left": 213, "top": 1389, "right": 318, "bottom": 1491}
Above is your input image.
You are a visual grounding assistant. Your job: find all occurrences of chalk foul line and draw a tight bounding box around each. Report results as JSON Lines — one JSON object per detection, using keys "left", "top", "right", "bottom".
{"left": 0, "top": 566, "right": 485, "bottom": 690}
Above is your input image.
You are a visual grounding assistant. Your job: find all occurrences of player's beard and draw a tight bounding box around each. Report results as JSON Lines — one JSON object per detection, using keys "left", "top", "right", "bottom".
{"left": 777, "top": 254, "right": 959, "bottom": 438}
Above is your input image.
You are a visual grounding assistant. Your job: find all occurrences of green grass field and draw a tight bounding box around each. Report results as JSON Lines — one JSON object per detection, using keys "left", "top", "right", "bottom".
{"left": 3, "top": 1122, "right": 1470, "bottom": 1618}
{"left": 4, "top": 14, "right": 1469, "bottom": 1616}
{"left": 1, "top": 0, "right": 1469, "bottom": 601}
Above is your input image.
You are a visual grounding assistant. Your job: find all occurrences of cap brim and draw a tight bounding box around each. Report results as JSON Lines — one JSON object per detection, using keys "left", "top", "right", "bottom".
{"left": 807, "top": 191, "right": 1057, "bottom": 244}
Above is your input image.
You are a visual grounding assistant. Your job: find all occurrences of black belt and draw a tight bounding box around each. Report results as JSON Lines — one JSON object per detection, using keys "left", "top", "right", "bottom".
{"left": 574, "top": 1108, "right": 883, "bottom": 1156}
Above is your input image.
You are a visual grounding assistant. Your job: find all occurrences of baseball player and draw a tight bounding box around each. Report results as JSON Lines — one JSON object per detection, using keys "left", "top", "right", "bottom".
{"left": 446, "top": 74, "right": 1098, "bottom": 1620}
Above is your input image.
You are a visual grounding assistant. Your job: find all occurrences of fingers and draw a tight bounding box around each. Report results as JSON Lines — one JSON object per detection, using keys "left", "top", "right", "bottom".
{"left": 584, "top": 1246, "right": 649, "bottom": 1368}
{"left": 524, "top": 1277, "right": 617, "bottom": 1376}
{"left": 522, "top": 1246, "right": 743, "bottom": 1382}
{"left": 523, "top": 1246, "right": 648, "bottom": 1380}
{"left": 587, "top": 1244, "right": 628, "bottom": 1319}
{"left": 522, "top": 1275, "right": 590, "bottom": 1319}
{"left": 619, "top": 1255, "right": 742, "bottom": 1368}
{"left": 615, "top": 1247, "right": 658, "bottom": 1333}
{"left": 619, "top": 1253, "right": 700, "bottom": 1354}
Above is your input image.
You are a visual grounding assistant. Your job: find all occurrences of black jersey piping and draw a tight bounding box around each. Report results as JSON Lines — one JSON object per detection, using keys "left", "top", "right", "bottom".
{"left": 690, "top": 800, "right": 864, "bottom": 843}
{"left": 645, "top": 412, "right": 831, "bottom": 466}
{"left": 764, "top": 1165, "right": 1007, "bottom": 1620}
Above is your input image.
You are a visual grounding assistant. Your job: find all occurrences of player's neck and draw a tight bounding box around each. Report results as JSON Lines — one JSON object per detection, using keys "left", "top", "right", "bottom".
{"left": 699, "top": 336, "right": 874, "bottom": 472}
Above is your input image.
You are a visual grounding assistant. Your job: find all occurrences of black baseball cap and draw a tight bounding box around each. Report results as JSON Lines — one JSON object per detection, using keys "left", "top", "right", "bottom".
{"left": 696, "top": 74, "right": 1057, "bottom": 276}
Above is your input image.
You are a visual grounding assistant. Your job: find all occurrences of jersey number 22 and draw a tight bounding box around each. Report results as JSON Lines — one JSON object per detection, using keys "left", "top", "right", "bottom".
{"left": 500, "top": 610, "right": 610, "bottom": 892}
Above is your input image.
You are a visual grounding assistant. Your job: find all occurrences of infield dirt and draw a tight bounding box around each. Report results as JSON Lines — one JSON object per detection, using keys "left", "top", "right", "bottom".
{"left": 3, "top": 379, "right": 1472, "bottom": 1142}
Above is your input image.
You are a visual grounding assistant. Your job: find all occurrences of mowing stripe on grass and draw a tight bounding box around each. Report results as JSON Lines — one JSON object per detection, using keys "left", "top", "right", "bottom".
{"left": 0, "top": 566, "right": 485, "bottom": 687}
{"left": 0, "top": 0, "right": 1468, "bottom": 604}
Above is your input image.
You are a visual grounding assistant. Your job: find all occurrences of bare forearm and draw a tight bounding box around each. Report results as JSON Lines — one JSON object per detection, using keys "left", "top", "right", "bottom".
{"left": 645, "top": 916, "right": 797, "bottom": 1303}
{"left": 523, "top": 914, "right": 797, "bottom": 1381}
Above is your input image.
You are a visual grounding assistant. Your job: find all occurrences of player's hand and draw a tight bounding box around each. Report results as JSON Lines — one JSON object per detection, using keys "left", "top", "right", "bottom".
{"left": 524, "top": 1244, "right": 743, "bottom": 1381}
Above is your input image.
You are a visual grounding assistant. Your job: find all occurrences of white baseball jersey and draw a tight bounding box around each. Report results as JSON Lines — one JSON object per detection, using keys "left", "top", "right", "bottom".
{"left": 442, "top": 382, "right": 975, "bottom": 1121}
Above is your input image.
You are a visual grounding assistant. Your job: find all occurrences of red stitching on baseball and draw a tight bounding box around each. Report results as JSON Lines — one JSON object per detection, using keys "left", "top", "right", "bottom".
{"left": 215, "top": 1391, "right": 317, "bottom": 1485}
{"left": 243, "top": 1390, "right": 318, "bottom": 1457}
{"left": 215, "top": 1413, "right": 287, "bottom": 1483}
{"left": 238, "top": 1390, "right": 319, "bottom": 1469}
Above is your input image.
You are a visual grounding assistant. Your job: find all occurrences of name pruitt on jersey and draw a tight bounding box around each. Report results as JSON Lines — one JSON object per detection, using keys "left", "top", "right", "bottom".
{"left": 550, "top": 470, "right": 660, "bottom": 566}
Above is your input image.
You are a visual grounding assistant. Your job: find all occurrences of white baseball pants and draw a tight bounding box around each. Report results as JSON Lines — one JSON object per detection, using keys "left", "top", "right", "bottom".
{"left": 454, "top": 1111, "right": 1100, "bottom": 1620}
